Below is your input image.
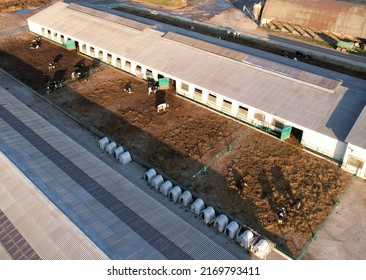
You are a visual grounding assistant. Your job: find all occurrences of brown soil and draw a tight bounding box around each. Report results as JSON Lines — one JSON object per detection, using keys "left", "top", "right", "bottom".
{"left": 0, "top": 32, "right": 352, "bottom": 258}
{"left": 0, "top": 0, "right": 50, "bottom": 13}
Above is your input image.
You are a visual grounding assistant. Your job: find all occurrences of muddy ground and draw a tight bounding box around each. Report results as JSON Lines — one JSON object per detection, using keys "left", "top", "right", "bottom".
{"left": 0, "top": 0, "right": 50, "bottom": 13}
{"left": 0, "top": 33, "right": 352, "bottom": 258}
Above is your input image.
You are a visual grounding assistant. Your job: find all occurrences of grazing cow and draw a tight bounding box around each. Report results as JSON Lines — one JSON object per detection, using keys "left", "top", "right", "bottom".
{"left": 48, "top": 61, "right": 57, "bottom": 71}
{"left": 148, "top": 86, "right": 158, "bottom": 95}
{"left": 157, "top": 103, "right": 169, "bottom": 113}
{"left": 282, "top": 51, "right": 289, "bottom": 58}
{"left": 30, "top": 36, "right": 41, "bottom": 49}
{"left": 46, "top": 81, "right": 56, "bottom": 95}
{"left": 124, "top": 82, "right": 132, "bottom": 93}
{"left": 236, "top": 179, "right": 248, "bottom": 195}
{"left": 296, "top": 51, "right": 305, "bottom": 57}
{"left": 277, "top": 206, "right": 286, "bottom": 224}
{"left": 290, "top": 198, "right": 302, "bottom": 213}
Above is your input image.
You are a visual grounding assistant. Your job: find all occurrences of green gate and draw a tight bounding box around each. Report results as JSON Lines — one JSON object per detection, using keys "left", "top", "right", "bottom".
{"left": 158, "top": 77, "right": 170, "bottom": 89}
{"left": 280, "top": 126, "right": 292, "bottom": 141}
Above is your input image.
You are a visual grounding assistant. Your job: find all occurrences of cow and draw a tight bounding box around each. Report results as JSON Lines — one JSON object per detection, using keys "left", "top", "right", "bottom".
{"left": 46, "top": 81, "right": 56, "bottom": 95}
{"left": 30, "top": 36, "right": 41, "bottom": 49}
{"left": 157, "top": 103, "right": 169, "bottom": 113}
{"left": 277, "top": 206, "right": 286, "bottom": 224}
{"left": 236, "top": 179, "right": 248, "bottom": 195}
{"left": 290, "top": 198, "right": 302, "bottom": 213}
{"left": 124, "top": 82, "right": 132, "bottom": 93}
{"left": 48, "top": 61, "right": 57, "bottom": 71}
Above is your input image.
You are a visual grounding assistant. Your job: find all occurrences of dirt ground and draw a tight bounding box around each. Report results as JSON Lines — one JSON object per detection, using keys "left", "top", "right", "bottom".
{"left": 0, "top": 0, "right": 50, "bottom": 13}
{"left": 0, "top": 32, "right": 352, "bottom": 258}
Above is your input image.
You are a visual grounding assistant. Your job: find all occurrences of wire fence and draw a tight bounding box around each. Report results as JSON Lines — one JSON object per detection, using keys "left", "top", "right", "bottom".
{"left": 182, "top": 129, "right": 252, "bottom": 187}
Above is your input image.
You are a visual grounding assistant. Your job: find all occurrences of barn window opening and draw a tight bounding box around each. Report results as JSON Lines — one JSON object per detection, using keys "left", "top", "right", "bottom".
{"left": 107, "top": 53, "right": 112, "bottom": 64}
{"left": 90, "top": 46, "right": 95, "bottom": 56}
{"left": 53, "top": 32, "right": 57, "bottom": 40}
{"left": 146, "top": 69, "right": 153, "bottom": 78}
{"left": 207, "top": 93, "right": 217, "bottom": 107}
{"left": 125, "top": 60, "right": 131, "bottom": 70}
{"left": 237, "top": 105, "right": 248, "bottom": 119}
{"left": 82, "top": 44, "right": 87, "bottom": 53}
{"left": 194, "top": 88, "right": 202, "bottom": 101}
{"left": 60, "top": 34, "right": 65, "bottom": 44}
{"left": 181, "top": 82, "right": 189, "bottom": 92}
{"left": 98, "top": 50, "right": 103, "bottom": 60}
{"left": 41, "top": 27, "right": 45, "bottom": 36}
{"left": 116, "top": 57, "right": 121, "bottom": 68}
{"left": 136, "top": 65, "right": 142, "bottom": 73}
{"left": 222, "top": 100, "right": 232, "bottom": 113}
{"left": 47, "top": 30, "right": 51, "bottom": 38}
{"left": 254, "top": 112, "right": 265, "bottom": 121}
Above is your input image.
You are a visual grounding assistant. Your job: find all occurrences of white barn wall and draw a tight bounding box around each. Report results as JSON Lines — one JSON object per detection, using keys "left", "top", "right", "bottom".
{"left": 301, "top": 128, "right": 347, "bottom": 161}
{"left": 342, "top": 144, "right": 366, "bottom": 179}
{"left": 27, "top": 16, "right": 351, "bottom": 165}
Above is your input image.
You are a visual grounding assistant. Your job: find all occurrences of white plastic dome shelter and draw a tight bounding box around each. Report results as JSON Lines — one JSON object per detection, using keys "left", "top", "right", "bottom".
{"left": 105, "top": 141, "right": 117, "bottom": 155}
{"left": 159, "top": 180, "right": 173, "bottom": 196}
{"left": 250, "top": 239, "right": 272, "bottom": 260}
{"left": 191, "top": 198, "right": 205, "bottom": 215}
{"left": 144, "top": 168, "right": 157, "bottom": 184}
{"left": 179, "top": 191, "right": 192, "bottom": 207}
{"left": 213, "top": 214, "right": 229, "bottom": 232}
{"left": 168, "top": 186, "right": 182, "bottom": 203}
{"left": 119, "top": 151, "right": 132, "bottom": 165}
{"left": 151, "top": 175, "right": 164, "bottom": 190}
{"left": 200, "top": 206, "right": 216, "bottom": 224}
{"left": 237, "top": 229, "right": 255, "bottom": 249}
{"left": 114, "top": 146, "right": 124, "bottom": 159}
{"left": 98, "top": 137, "right": 109, "bottom": 149}
{"left": 224, "top": 221, "right": 240, "bottom": 239}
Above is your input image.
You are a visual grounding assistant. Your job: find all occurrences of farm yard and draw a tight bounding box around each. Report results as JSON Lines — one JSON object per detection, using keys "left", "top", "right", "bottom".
{"left": 0, "top": 32, "right": 352, "bottom": 258}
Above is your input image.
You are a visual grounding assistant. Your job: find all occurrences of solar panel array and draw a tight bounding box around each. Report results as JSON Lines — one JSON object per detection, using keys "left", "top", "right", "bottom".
{"left": 164, "top": 32, "right": 342, "bottom": 92}
{"left": 0, "top": 209, "right": 41, "bottom": 260}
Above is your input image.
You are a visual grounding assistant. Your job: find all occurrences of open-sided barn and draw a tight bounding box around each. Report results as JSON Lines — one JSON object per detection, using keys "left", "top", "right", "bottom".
{"left": 26, "top": 2, "right": 366, "bottom": 179}
{"left": 260, "top": 0, "right": 366, "bottom": 40}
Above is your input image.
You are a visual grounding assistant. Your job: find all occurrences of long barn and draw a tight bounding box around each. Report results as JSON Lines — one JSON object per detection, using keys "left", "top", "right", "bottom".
{"left": 26, "top": 2, "right": 366, "bottom": 179}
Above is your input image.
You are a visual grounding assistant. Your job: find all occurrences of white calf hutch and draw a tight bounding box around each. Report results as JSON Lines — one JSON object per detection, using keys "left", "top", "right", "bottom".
{"left": 250, "top": 239, "right": 273, "bottom": 260}
{"left": 191, "top": 198, "right": 205, "bottom": 215}
{"left": 150, "top": 175, "right": 164, "bottom": 190}
{"left": 159, "top": 180, "right": 173, "bottom": 196}
{"left": 213, "top": 214, "right": 229, "bottom": 233}
{"left": 119, "top": 151, "right": 132, "bottom": 165}
{"left": 200, "top": 206, "right": 216, "bottom": 224}
{"left": 105, "top": 141, "right": 117, "bottom": 155}
{"left": 236, "top": 229, "right": 255, "bottom": 249}
{"left": 225, "top": 221, "right": 240, "bottom": 239}
{"left": 98, "top": 137, "right": 109, "bottom": 150}
{"left": 178, "top": 191, "right": 193, "bottom": 207}
{"left": 114, "top": 146, "right": 124, "bottom": 160}
{"left": 168, "top": 186, "right": 182, "bottom": 203}
{"left": 29, "top": 2, "right": 366, "bottom": 179}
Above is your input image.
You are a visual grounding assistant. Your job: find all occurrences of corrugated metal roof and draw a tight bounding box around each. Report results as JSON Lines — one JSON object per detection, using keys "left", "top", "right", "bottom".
{"left": 27, "top": 3, "right": 356, "bottom": 140}
{"left": 164, "top": 32, "right": 341, "bottom": 91}
{"left": 261, "top": 0, "right": 366, "bottom": 39}
{"left": 346, "top": 105, "right": 366, "bottom": 148}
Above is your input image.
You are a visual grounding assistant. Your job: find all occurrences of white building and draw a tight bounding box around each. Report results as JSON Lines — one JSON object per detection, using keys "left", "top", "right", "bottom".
{"left": 27, "top": 2, "right": 366, "bottom": 179}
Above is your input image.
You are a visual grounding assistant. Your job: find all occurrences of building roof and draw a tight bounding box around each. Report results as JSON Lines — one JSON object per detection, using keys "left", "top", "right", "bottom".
{"left": 346, "top": 105, "right": 366, "bottom": 148}
{"left": 27, "top": 2, "right": 362, "bottom": 141}
{"left": 261, "top": 0, "right": 366, "bottom": 39}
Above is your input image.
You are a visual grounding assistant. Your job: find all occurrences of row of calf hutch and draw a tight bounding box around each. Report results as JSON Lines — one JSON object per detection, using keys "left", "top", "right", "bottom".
{"left": 98, "top": 136, "right": 132, "bottom": 165}
{"left": 144, "top": 168, "right": 274, "bottom": 259}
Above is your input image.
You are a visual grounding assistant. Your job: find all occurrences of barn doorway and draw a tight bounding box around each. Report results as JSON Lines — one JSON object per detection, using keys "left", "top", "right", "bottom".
{"left": 291, "top": 127, "right": 303, "bottom": 143}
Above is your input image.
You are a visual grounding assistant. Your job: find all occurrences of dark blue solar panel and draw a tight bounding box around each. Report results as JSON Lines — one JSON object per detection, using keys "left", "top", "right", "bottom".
{"left": 0, "top": 209, "right": 41, "bottom": 260}
{"left": 0, "top": 105, "right": 192, "bottom": 260}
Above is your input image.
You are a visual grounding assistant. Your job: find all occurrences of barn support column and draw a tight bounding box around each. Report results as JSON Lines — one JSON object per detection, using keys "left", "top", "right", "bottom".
{"left": 231, "top": 102, "right": 239, "bottom": 116}
{"left": 140, "top": 66, "right": 147, "bottom": 79}
{"left": 247, "top": 108, "right": 255, "bottom": 121}
{"left": 216, "top": 96, "right": 223, "bottom": 110}
{"left": 202, "top": 90, "right": 209, "bottom": 104}
{"left": 186, "top": 84, "right": 194, "bottom": 99}
{"left": 130, "top": 61, "right": 137, "bottom": 76}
